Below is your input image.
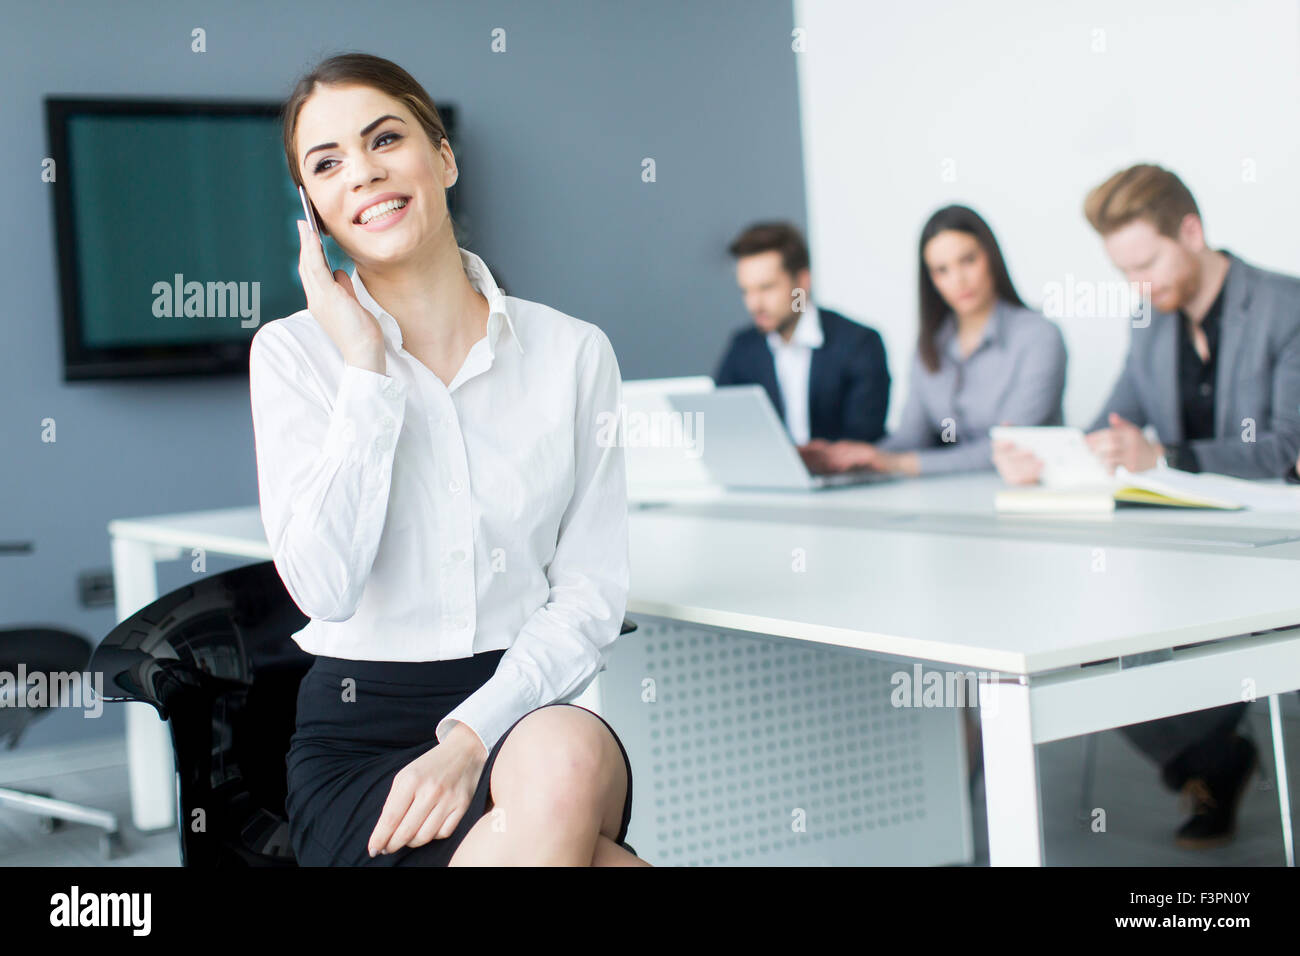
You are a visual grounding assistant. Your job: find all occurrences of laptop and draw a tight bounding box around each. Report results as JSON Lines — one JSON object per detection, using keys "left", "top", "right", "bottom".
{"left": 660, "top": 384, "right": 896, "bottom": 490}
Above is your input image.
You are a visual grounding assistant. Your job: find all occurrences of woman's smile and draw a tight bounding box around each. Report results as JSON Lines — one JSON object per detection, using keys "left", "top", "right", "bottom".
{"left": 355, "top": 195, "right": 413, "bottom": 232}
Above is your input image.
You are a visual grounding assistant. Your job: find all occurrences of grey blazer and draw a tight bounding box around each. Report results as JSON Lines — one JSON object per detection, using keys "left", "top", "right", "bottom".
{"left": 1087, "top": 251, "right": 1300, "bottom": 479}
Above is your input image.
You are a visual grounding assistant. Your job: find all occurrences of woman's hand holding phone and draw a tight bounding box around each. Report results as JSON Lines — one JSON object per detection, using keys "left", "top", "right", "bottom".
{"left": 296, "top": 218, "right": 386, "bottom": 373}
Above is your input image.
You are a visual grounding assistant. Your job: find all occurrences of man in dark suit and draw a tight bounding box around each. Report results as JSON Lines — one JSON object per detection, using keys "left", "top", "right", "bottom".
{"left": 714, "top": 222, "right": 889, "bottom": 467}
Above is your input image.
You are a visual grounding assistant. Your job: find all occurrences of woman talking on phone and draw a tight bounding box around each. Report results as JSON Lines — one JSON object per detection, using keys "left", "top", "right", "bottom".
{"left": 248, "top": 53, "right": 645, "bottom": 866}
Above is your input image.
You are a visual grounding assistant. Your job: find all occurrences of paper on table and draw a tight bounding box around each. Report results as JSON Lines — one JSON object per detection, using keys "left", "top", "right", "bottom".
{"left": 996, "top": 467, "right": 1300, "bottom": 513}
{"left": 1115, "top": 466, "right": 1300, "bottom": 511}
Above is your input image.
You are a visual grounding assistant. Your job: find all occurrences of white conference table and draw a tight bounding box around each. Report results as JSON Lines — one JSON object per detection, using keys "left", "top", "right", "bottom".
{"left": 627, "top": 473, "right": 1300, "bottom": 863}
{"left": 109, "top": 472, "right": 1300, "bottom": 864}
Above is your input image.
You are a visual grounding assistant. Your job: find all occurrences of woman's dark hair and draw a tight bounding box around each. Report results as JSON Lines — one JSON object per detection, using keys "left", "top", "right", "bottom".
{"left": 916, "top": 205, "right": 1024, "bottom": 373}
{"left": 280, "top": 52, "right": 453, "bottom": 237}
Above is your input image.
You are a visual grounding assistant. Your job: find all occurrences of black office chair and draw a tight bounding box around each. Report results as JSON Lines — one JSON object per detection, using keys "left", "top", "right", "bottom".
{"left": 92, "top": 560, "right": 639, "bottom": 866}
{"left": 0, "top": 626, "right": 124, "bottom": 857}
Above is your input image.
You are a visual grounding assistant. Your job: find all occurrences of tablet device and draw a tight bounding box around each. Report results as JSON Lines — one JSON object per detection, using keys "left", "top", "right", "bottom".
{"left": 989, "top": 425, "right": 1113, "bottom": 488}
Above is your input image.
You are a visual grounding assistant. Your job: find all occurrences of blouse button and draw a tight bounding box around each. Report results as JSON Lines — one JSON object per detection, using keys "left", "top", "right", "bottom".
{"left": 383, "top": 381, "right": 402, "bottom": 400}
{"left": 381, "top": 415, "right": 395, "bottom": 430}
{"left": 373, "top": 435, "right": 390, "bottom": 453}
{"left": 450, "top": 549, "right": 466, "bottom": 562}
{"left": 448, "top": 479, "right": 462, "bottom": 494}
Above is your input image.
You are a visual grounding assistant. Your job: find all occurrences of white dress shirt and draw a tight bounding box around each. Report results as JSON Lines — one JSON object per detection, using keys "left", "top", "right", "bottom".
{"left": 248, "top": 247, "right": 630, "bottom": 755}
{"left": 765, "top": 306, "right": 824, "bottom": 446}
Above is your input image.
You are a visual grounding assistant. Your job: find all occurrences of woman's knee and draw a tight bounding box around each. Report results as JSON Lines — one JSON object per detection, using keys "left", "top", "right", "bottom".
{"left": 491, "top": 704, "right": 619, "bottom": 814}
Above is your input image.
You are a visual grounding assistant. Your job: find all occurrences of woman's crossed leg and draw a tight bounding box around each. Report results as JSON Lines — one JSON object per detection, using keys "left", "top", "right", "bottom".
{"left": 448, "top": 704, "right": 649, "bottom": 866}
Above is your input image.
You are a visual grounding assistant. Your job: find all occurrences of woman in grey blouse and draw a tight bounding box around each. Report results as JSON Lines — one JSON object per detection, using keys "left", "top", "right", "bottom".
{"left": 815, "top": 205, "right": 1067, "bottom": 476}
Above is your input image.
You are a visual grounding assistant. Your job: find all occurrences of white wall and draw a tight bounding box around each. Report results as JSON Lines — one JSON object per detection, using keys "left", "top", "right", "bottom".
{"left": 794, "top": 0, "right": 1300, "bottom": 430}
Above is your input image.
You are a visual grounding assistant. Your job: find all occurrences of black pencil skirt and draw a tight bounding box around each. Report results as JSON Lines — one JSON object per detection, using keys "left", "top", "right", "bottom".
{"left": 285, "top": 649, "right": 635, "bottom": 866}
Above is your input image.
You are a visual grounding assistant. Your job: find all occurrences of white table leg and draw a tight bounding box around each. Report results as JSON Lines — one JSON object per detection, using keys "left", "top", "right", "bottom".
{"left": 110, "top": 536, "right": 176, "bottom": 832}
{"left": 979, "top": 675, "right": 1044, "bottom": 865}
{"left": 1268, "top": 694, "right": 1294, "bottom": 867}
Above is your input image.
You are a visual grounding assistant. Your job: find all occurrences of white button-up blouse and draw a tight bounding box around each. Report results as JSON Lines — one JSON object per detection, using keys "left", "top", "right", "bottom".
{"left": 248, "top": 247, "right": 630, "bottom": 754}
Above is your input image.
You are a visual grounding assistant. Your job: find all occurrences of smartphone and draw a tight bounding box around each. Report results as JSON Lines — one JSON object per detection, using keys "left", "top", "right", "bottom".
{"left": 298, "top": 183, "right": 326, "bottom": 242}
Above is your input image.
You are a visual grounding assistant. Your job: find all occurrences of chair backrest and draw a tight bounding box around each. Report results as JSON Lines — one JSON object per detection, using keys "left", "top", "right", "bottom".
{"left": 91, "top": 561, "right": 311, "bottom": 867}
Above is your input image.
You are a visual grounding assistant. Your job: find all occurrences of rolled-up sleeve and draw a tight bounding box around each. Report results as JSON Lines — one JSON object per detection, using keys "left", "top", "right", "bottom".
{"left": 436, "top": 328, "right": 631, "bottom": 754}
{"left": 248, "top": 324, "right": 409, "bottom": 622}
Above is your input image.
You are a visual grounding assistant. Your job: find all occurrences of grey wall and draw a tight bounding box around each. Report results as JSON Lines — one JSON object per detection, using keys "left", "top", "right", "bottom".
{"left": 0, "top": 0, "right": 806, "bottom": 746}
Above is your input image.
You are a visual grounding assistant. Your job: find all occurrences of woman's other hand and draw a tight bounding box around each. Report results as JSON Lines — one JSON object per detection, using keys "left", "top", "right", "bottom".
{"left": 367, "top": 722, "right": 488, "bottom": 857}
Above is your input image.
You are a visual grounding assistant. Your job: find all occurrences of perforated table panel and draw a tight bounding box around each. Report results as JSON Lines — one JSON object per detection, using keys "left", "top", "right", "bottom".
{"left": 589, "top": 616, "right": 974, "bottom": 866}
